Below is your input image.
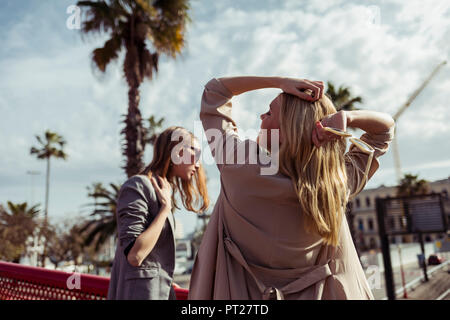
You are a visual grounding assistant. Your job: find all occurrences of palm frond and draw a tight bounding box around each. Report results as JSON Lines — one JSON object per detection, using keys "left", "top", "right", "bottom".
{"left": 77, "top": 0, "right": 120, "bottom": 34}
{"left": 92, "top": 33, "right": 123, "bottom": 72}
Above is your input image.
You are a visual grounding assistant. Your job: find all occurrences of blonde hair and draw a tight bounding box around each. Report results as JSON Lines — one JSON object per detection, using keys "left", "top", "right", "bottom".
{"left": 278, "top": 93, "right": 348, "bottom": 246}
{"left": 139, "top": 126, "right": 210, "bottom": 213}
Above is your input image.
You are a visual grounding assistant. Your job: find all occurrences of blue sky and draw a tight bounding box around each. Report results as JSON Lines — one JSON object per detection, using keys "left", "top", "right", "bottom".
{"left": 1, "top": 0, "right": 449, "bottom": 237}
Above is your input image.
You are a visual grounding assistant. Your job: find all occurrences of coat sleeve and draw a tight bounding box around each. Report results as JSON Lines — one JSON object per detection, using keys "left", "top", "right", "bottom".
{"left": 200, "top": 78, "right": 245, "bottom": 172}
{"left": 345, "top": 126, "right": 395, "bottom": 197}
{"left": 116, "top": 175, "right": 157, "bottom": 257}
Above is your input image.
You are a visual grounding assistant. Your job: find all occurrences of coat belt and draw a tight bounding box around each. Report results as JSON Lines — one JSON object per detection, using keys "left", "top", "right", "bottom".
{"left": 224, "top": 237, "right": 333, "bottom": 300}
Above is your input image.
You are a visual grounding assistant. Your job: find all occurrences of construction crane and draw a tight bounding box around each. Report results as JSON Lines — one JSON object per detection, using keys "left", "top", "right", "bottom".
{"left": 392, "top": 60, "right": 447, "bottom": 183}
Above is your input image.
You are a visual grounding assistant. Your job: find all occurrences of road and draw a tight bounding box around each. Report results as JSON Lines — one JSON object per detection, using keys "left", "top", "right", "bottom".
{"left": 398, "top": 268, "right": 450, "bottom": 300}
{"left": 368, "top": 260, "right": 450, "bottom": 299}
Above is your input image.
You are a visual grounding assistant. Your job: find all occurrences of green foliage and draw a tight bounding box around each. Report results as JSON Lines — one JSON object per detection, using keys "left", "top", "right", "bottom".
{"left": 396, "top": 173, "right": 431, "bottom": 197}
{"left": 78, "top": 0, "right": 191, "bottom": 177}
{"left": 326, "top": 81, "right": 363, "bottom": 111}
{"left": 30, "top": 130, "right": 68, "bottom": 161}
{"left": 143, "top": 115, "right": 164, "bottom": 145}
{"left": 79, "top": 182, "right": 121, "bottom": 252}
{"left": 0, "top": 202, "right": 41, "bottom": 262}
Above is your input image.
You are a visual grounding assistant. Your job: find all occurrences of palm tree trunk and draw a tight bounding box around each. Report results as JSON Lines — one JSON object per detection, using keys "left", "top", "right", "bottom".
{"left": 41, "top": 156, "right": 50, "bottom": 267}
{"left": 123, "top": 85, "right": 145, "bottom": 177}
{"left": 45, "top": 156, "right": 50, "bottom": 222}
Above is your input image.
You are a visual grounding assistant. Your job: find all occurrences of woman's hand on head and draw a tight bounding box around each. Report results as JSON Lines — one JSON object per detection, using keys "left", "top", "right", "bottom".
{"left": 312, "top": 111, "right": 347, "bottom": 147}
{"left": 279, "top": 78, "right": 324, "bottom": 102}
{"left": 150, "top": 175, "right": 173, "bottom": 210}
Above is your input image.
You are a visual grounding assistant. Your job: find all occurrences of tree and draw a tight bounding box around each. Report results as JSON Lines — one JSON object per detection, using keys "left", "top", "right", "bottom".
{"left": 46, "top": 222, "right": 86, "bottom": 270}
{"left": 0, "top": 202, "right": 40, "bottom": 263}
{"left": 396, "top": 173, "right": 431, "bottom": 197}
{"left": 326, "top": 81, "right": 363, "bottom": 111}
{"left": 78, "top": 0, "right": 190, "bottom": 178}
{"left": 143, "top": 115, "right": 165, "bottom": 146}
{"left": 79, "top": 182, "right": 121, "bottom": 252}
{"left": 30, "top": 130, "right": 68, "bottom": 267}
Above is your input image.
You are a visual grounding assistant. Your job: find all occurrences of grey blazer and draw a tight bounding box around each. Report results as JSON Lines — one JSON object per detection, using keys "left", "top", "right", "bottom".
{"left": 107, "top": 174, "right": 176, "bottom": 300}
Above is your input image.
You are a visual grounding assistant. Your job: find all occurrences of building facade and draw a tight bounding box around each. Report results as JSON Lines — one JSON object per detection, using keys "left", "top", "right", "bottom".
{"left": 349, "top": 177, "right": 450, "bottom": 254}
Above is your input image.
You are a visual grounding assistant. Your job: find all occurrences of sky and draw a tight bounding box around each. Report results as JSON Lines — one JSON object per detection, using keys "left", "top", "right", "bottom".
{"left": 0, "top": 0, "right": 449, "bottom": 237}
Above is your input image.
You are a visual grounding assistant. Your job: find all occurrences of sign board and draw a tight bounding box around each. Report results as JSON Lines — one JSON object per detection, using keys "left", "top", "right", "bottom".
{"left": 375, "top": 193, "right": 448, "bottom": 300}
{"left": 380, "top": 193, "right": 447, "bottom": 235}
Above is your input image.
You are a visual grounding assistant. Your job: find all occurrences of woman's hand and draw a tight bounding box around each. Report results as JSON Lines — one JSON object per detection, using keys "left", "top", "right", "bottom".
{"left": 150, "top": 175, "right": 172, "bottom": 210}
{"left": 279, "top": 78, "right": 324, "bottom": 102}
{"left": 312, "top": 111, "right": 347, "bottom": 147}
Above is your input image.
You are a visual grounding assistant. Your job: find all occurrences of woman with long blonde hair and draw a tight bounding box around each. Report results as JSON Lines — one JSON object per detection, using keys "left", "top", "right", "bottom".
{"left": 189, "top": 76, "right": 394, "bottom": 299}
{"left": 108, "top": 126, "right": 209, "bottom": 300}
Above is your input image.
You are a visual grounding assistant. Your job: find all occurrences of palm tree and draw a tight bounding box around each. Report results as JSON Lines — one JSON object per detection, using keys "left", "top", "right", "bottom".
{"left": 0, "top": 202, "right": 40, "bottom": 263}
{"left": 396, "top": 173, "right": 431, "bottom": 244}
{"left": 143, "top": 115, "right": 164, "bottom": 146}
{"left": 30, "top": 130, "right": 68, "bottom": 267}
{"left": 396, "top": 173, "right": 430, "bottom": 197}
{"left": 77, "top": 0, "right": 190, "bottom": 178}
{"left": 80, "top": 182, "right": 121, "bottom": 252}
{"left": 326, "top": 81, "right": 363, "bottom": 111}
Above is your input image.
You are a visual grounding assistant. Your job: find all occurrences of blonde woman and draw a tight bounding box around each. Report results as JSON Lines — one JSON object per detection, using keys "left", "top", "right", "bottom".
{"left": 108, "top": 126, "right": 209, "bottom": 300}
{"left": 188, "top": 77, "right": 394, "bottom": 300}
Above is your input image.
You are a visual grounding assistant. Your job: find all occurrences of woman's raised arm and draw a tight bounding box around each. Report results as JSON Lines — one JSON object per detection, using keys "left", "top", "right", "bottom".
{"left": 218, "top": 76, "right": 323, "bottom": 102}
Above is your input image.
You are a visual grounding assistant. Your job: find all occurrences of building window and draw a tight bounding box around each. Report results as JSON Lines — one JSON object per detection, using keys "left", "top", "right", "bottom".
{"left": 442, "top": 189, "right": 448, "bottom": 199}
{"left": 366, "top": 197, "right": 371, "bottom": 207}
{"left": 358, "top": 219, "right": 364, "bottom": 231}
{"left": 355, "top": 198, "right": 360, "bottom": 208}
{"left": 368, "top": 219, "right": 374, "bottom": 231}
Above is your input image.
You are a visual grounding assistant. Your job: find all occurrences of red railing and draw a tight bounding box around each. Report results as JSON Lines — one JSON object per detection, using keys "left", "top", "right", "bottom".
{"left": 0, "top": 261, "right": 188, "bottom": 300}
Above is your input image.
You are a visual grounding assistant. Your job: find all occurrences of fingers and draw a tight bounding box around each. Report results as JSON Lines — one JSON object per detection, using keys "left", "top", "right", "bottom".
{"left": 297, "top": 90, "right": 317, "bottom": 102}
{"left": 152, "top": 175, "right": 172, "bottom": 194}
{"left": 297, "top": 80, "right": 323, "bottom": 102}
{"left": 150, "top": 177, "right": 161, "bottom": 197}
{"left": 312, "top": 127, "right": 321, "bottom": 147}
{"left": 312, "top": 121, "right": 324, "bottom": 147}
{"left": 312, "top": 121, "right": 342, "bottom": 147}
{"left": 313, "top": 81, "right": 324, "bottom": 99}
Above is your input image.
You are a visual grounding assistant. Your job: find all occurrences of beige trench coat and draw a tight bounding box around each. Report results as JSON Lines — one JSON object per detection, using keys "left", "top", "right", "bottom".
{"left": 188, "top": 78, "right": 394, "bottom": 300}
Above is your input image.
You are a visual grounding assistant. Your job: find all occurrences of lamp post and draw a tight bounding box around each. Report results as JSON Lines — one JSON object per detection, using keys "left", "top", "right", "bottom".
{"left": 397, "top": 244, "right": 408, "bottom": 298}
{"left": 26, "top": 170, "right": 41, "bottom": 266}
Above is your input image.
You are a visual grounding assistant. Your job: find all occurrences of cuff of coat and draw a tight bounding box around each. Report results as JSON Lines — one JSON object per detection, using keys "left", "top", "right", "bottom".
{"left": 204, "top": 78, "right": 234, "bottom": 99}
{"left": 358, "top": 126, "right": 395, "bottom": 158}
